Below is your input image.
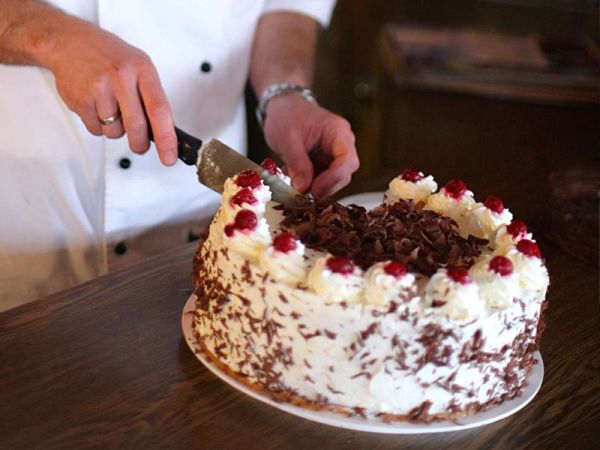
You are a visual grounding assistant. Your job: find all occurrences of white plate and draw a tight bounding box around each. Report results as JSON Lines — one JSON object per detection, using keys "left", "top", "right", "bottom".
{"left": 182, "top": 295, "right": 544, "bottom": 434}
{"left": 339, "top": 191, "right": 385, "bottom": 210}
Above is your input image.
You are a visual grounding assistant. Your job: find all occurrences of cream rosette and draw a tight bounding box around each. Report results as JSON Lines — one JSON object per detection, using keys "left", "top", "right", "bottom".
{"left": 259, "top": 239, "right": 307, "bottom": 285}
{"left": 466, "top": 202, "right": 513, "bottom": 240}
{"left": 363, "top": 262, "right": 416, "bottom": 306}
{"left": 221, "top": 177, "right": 271, "bottom": 222}
{"left": 469, "top": 258, "right": 520, "bottom": 309}
{"left": 426, "top": 189, "right": 475, "bottom": 226}
{"left": 386, "top": 173, "right": 438, "bottom": 204}
{"left": 307, "top": 256, "right": 365, "bottom": 304}
{"left": 424, "top": 269, "right": 484, "bottom": 320}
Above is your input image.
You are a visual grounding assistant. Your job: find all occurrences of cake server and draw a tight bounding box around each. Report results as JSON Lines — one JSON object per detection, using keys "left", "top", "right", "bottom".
{"left": 149, "top": 126, "right": 300, "bottom": 206}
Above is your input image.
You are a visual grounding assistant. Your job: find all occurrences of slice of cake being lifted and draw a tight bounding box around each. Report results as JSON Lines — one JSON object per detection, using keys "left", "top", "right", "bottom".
{"left": 192, "top": 162, "right": 549, "bottom": 423}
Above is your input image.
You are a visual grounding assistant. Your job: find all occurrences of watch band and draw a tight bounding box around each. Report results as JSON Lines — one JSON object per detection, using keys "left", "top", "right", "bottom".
{"left": 256, "top": 83, "right": 317, "bottom": 128}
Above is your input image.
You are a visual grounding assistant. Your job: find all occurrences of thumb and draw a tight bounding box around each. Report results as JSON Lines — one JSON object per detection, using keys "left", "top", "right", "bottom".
{"left": 282, "top": 142, "right": 314, "bottom": 193}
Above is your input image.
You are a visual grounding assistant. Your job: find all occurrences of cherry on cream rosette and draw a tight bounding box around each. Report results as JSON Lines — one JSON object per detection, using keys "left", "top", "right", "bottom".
{"left": 307, "top": 256, "right": 365, "bottom": 304}
{"left": 223, "top": 209, "right": 271, "bottom": 260}
{"left": 505, "top": 240, "right": 549, "bottom": 297}
{"left": 261, "top": 157, "right": 292, "bottom": 185}
{"left": 465, "top": 195, "right": 513, "bottom": 240}
{"left": 426, "top": 178, "right": 475, "bottom": 226}
{"left": 470, "top": 255, "right": 520, "bottom": 309}
{"left": 259, "top": 232, "right": 306, "bottom": 284}
{"left": 385, "top": 169, "right": 438, "bottom": 204}
{"left": 494, "top": 220, "right": 533, "bottom": 254}
{"left": 221, "top": 170, "right": 271, "bottom": 222}
{"left": 364, "top": 261, "right": 416, "bottom": 306}
{"left": 424, "top": 267, "right": 484, "bottom": 320}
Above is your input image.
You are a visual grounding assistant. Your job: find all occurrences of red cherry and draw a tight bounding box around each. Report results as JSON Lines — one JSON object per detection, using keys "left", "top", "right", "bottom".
{"left": 483, "top": 195, "right": 504, "bottom": 214}
{"left": 517, "top": 239, "right": 541, "bottom": 259}
{"left": 231, "top": 188, "right": 258, "bottom": 207}
{"left": 234, "top": 209, "right": 258, "bottom": 231}
{"left": 273, "top": 232, "right": 297, "bottom": 253}
{"left": 400, "top": 169, "right": 423, "bottom": 183}
{"left": 447, "top": 267, "right": 471, "bottom": 284}
{"left": 224, "top": 224, "right": 235, "bottom": 237}
{"left": 507, "top": 220, "right": 528, "bottom": 239}
{"left": 326, "top": 256, "right": 354, "bottom": 275}
{"left": 235, "top": 170, "right": 261, "bottom": 189}
{"left": 261, "top": 158, "right": 280, "bottom": 175}
{"left": 489, "top": 256, "right": 513, "bottom": 276}
{"left": 443, "top": 179, "right": 467, "bottom": 200}
{"left": 384, "top": 261, "right": 407, "bottom": 278}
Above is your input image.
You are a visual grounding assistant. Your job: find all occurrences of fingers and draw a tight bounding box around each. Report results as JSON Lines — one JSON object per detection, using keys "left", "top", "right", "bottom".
{"left": 282, "top": 134, "right": 315, "bottom": 193}
{"left": 270, "top": 109, "right": 359, "bottom": 196}
{"left": 112, "top": 67, "right": 151, "bottom": 157}
{"left": 138, "top": 64, "right": 177, "bottom": 166}
{"left": 78, "top": 102, "right": 103, "bottom": 136}
{"left": 94, "top": 82, "right": 125, "bottom": 139}
{"left": 104, "top": 55, "right": 176, "bottom": 166}
{"left": 311, "top": 125, "right": 359, "bottom": 198}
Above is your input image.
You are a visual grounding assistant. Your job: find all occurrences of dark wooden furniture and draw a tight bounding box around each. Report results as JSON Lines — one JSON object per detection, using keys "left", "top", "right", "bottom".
{"left": 1, "top": 199, "right": 598, "bottom": 449}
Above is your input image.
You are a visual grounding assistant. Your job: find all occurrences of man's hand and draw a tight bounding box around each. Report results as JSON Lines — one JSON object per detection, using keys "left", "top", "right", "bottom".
{"left": 0, "top": 1, "right": 177, "bottom": 165}
{"left": 45, "top": 21, "right": 177, "bottom": 165}
{"left": 263, "top": 95, "right": 359, "bottom": 197}
{"left": 250, "top": 11, "right": 358, "bottom": 198}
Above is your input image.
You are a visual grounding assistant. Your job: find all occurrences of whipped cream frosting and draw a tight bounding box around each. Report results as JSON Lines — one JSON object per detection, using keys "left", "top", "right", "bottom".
{"left": 424, "top": 269, "right": 484, "bottom": 320}
{"left": 386, "top": 174, "right": 438, "bottom": 204}
{"left": 494, "top": 224, "right": 533, "bottom": 253}
{"left": 505, "top": 249, "right": 549, "bottom": 296}
{"left": 307, "top": 257, "right": 365, "bottom": 304}
{"left": 260, "top": 240, "right": 306, "bottom": 285}
{"left": 364, "top": 262, "right": 416, "bottom": 306}
{"left": 465, "top": 202, "right": 513, "bottom": 240}
{"left": 221, "top": 177, "right": 271, "bottom": 222}
{"left": 426, "top": 189, "right": 475, "bottom": 226}
{"left": 223, "top": 216, "right": 271, "bottom": 260}
{"left": 469, "top": 258, "right": 520, "bottom": 309}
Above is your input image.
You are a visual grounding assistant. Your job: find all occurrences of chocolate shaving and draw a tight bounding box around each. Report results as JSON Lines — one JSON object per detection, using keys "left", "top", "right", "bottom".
{"left": 408, "top": 401, "right": 433, "bottom": 422}
{"left": 280, "top": 197, "right": 486, "bottom": 275}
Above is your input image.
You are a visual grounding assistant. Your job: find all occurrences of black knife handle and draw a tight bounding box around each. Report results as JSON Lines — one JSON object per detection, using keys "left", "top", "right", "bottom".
{"left": 146, "top": 117, "right": 202, "bottom": 166}
{"left": 174, "top": 127, "right": 203, "bottom": 166}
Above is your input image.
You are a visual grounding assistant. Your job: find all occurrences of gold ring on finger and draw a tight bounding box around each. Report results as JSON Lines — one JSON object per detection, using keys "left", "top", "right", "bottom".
{"left": 99, "top": 110, "right": 122, "bottom": 126}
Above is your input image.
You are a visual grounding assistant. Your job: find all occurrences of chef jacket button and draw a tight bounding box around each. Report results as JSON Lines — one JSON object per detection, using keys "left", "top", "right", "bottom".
{"left": 119, "top": 157, "right": 131, "bottom": 169}
{"left": 114, "top": 242, "right": 127, "bottom": 255}
{"left": 200, "top": 61, "right": 212, "bottom": 73}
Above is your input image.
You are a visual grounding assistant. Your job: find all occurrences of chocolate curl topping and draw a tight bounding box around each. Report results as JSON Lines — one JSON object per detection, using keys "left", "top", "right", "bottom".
{"left": 280, "top": 197, "right": 486, "bottom": 275}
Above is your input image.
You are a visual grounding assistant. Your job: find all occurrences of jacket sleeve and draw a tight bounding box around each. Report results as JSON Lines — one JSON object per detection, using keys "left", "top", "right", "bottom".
{"left": 262, "top": 0, "right": 336, "bottom": 26}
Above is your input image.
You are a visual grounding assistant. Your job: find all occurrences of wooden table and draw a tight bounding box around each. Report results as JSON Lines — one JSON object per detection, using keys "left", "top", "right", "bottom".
{"left": 1, "top": 230, "right": 598, "bottom": 449}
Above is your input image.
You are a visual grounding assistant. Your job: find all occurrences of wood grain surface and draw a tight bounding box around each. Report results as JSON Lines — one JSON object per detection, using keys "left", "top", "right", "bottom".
{"left": 0, "top": 227, "right": 598, "bottom": 449}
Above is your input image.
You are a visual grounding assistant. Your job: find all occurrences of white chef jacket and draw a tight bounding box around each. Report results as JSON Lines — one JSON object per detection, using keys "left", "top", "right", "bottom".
{"left": 0, "top": 0, "right": 335, "bottom": 312}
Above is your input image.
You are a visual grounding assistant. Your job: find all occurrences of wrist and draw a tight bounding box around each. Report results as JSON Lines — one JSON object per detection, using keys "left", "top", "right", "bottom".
{"left": 27, "top": 9, "right": 86, "bottom": 69}
{"left": 256, "top": 83, "right": 317, "bottom": 129}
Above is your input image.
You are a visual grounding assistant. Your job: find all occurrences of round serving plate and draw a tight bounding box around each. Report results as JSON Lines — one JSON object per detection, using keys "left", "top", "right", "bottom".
{"left": 182, "top": 295, "right": 544, "bottom": 434}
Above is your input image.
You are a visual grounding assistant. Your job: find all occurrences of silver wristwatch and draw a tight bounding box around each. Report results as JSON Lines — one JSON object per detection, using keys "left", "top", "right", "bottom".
{"left": 256, "top": 83, "right": 317, "bottom": 128}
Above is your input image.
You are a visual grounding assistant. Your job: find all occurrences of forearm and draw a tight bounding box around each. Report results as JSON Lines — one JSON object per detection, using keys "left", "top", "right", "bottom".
{"left": 249, "top": 11, "right": 319, "bottom": 96}
{"left": 0, "top": 0, "right": 79, "bottom": 66}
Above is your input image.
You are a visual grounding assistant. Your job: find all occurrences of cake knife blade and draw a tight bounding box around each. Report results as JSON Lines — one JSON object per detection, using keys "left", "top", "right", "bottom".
{"left": 150, "top": 127, "right": 300, "bottom": 206}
